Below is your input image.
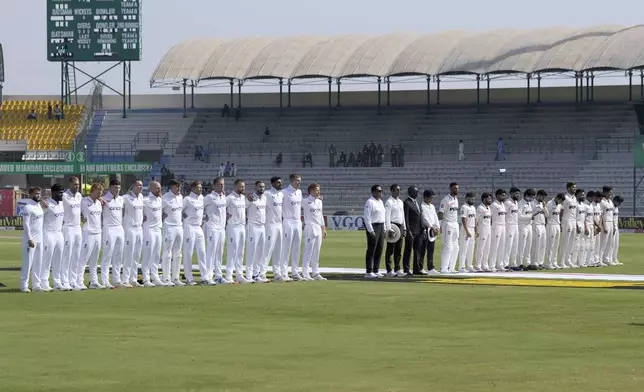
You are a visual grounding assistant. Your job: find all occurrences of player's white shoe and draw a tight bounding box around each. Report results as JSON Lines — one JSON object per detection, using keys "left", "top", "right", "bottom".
{"left": 172, "top": 280, "right": 186, "bottom": 287}
{"left": 253, "top": 276, "right": 269, "bottom": 283}
{"left": 103, "top": 282, "right": 115, "bottom": 289}
{"left": 235, "top": 276, "right": 253, "bottom": 284}
{"left": 32, "top": 286, "right": 45, "bottom": 293}
{"left": 301, "top": 275, "right": 315, "bottom": 281}
{"left": 364, "top": 273, "right": 377, "bottom": 279}
{"left": 89, "top": 282, "right": 105, "bottom": 290}
{"left": 143, "top": 281, "right": 156, "bottom": 288}
{"left": 312, "top": 274, "right": 327, "bottom": 281}
{"left": 20, "top": 287, "right": 31, "bottom": 293}
{"left": 132, "top": 281, "right": 144, "bottom": 288}
{"left": 62, "top": 283, "right": 73, "bottom": 291}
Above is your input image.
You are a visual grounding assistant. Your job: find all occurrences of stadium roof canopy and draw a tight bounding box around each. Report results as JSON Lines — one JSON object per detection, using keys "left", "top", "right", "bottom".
{"left": 150, "top": 25, "right": 644, "bottom": 87}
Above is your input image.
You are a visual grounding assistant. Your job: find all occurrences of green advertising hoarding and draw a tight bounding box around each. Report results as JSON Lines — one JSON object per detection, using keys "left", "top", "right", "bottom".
{"left": 635, "top": 135, "right": 644, "bottom": 169}
{"left": 0, "top": 162, "right": 152, "bottom": 174}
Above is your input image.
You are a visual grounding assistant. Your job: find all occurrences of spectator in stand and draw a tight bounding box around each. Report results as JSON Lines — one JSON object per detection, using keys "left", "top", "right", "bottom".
{"left": 337, "top": 152, "right": 347, "bottom": 167}
{"left": 495, "top": 137, "right": 505, "bottom": 161}
{"left": 26, "top": 108, "right": 37, "bottom": 120}
{"left": 194, "top": 146, "right": 202, "bottom": 161}
{"left": 348, "top": 152, "right": 356, "bottom": 167}
{"left": 218, "top": 163, "right": 225, "bottom": 177}
{"left": 47, "top": 103, "right": 53, "bottom": 120}
{"left": 302, "top": 153, "right": 313, "bottom": 168}
{"left": 224, "top": 161, "right": 232, "bottom": 177}
{"left": 458, "top": 140, "right": 465, "bottom": 161}
{"left": 235, "top": 108, "right": 241, "bottom": 122}
{"left": 398, "top": 145, "right": 405, "bottom": 167}
{"left": 357, "top": 151, "right": 363, "bottom": 167}
{"left": 54, "top": 105, "right": 62, "bottom": 121}
{"left": 221, "top": 104, "right": 230, "bottom": 117}
{"left": 263, "top": 127, "right": 270, "bottom": 142}
{"left": 391, "top": 145, "right": 398, "bottom": 167}
{"left": 275, "top": 152, "right": 283, "bottom": 167}
{"left": 328, "top": 144, "right": 336, "bottom": 167}
{"left": 377, "top": 144, "right": 384, "bottom": 167}
{"left": 231, "top": 163, "right": 237, "bottom": 177}
{"left": 369, "top": 143, "right": 377, "bottom": 167}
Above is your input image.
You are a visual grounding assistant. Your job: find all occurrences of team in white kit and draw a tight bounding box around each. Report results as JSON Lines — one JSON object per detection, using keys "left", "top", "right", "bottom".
{"left": 19, "top": 173, "right": 328, "bottom": 293}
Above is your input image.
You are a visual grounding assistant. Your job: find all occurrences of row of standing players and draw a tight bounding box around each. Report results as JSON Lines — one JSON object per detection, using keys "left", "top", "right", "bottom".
{"left": 362, "top": 182, "right": 623, "bottom": 278}
{"left": 19, "top": 174, "right": 327, "bottom": 293}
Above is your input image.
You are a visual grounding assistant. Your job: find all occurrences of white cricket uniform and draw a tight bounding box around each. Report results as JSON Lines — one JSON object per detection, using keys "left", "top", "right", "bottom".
{"left": 204, "top": 191, "right": 227, "bottom": 281}
{"left": 122, "top": 192, "right": 144, "bottom": 284}
{"left": 20, "top": 199, "right": 44, "bottom": 290}
{"left": 530, "top": 200, "right": 548, "bottom": 267}
{"left": 62, "top": 190, "right": 83, "bottom": 287}
{"left": 545, "top": 200, "right": 562, "bottom": 268}
{"left": 592, "top": 203, "right": 602, "bottom": 264}
{"left": 439, "top": 194, "right": 460, "bottom": 273}
{"left": 517, "top": 199, "right": 533, "bottom": 267}
{"left": 100, "top": 192, "right": 125, "bottom": 285}
{"left": 183, "top": 192, "right": 207, "bottom": 283}
{"left": 226, "top": 192, "right": 246, "bottom": 280}
{"left": 583, "top": 201, "right": 596, "bottom": 267}
{"left": 39, "top": 198, "right": 64, "bottom": 289}
{"left": 263, "top": 187, "right": 284, "bottom": 278}
{"left": 489, "top": 200, "right": 507, "bottom": 271}
{"left": 142, "top": 193, "right": 163, "bottom": 283}
{"left": 302, "top": 195, "right": 325, "bottom": 278}
{"left": 612, "top": 206, "right": 620, "bottom": 263}
{"left": 282, "top": 185, "right": 303, "bottom": 275}
{"left": 599, "top": 198, "right": 615, "bottom": 265}
{"left": 559, "top": 193, "right": 578, "bottom": 267}
{"left": 504, "top": 199, "right": 520, "bottom": 268}
{"left": 573, "top": 201, "right": 587, "bottom": 267}
{"left": 457, "top": 203, "right": 476, "bottom": 271}
{"left": 245, "top": 194, "right": 267, "bottom": 279}
{"left": 162, "top": 191, "right": 183, "bottom": 282}
{"left": 475, "top": 204, "right": 492, "bottom": 270}
{"left": 80, "top": 197, "right": 103, "bottom": 285}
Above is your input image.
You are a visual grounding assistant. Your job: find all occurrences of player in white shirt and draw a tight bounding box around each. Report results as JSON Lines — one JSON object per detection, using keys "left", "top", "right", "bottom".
{"left": 80, "top": 183, "right": 105, "bottom": 289}
{"left": 302, "top": 183, "right": 327, "bottom": 281}
{"left": 530, "top": 190, "right": 549, "bottom": 268}
{"left": 598, "top": 186, "right": 616, "bottom": 266}
{"left": 19, "top": 187, "right": 45, "bottom": 293}
{"left": 545, "top": 193, "right": 564, "bottom": 269}
{"left": 504, "top": 187, "right": 521, "bottom": 270}
{"left": 245, "top": 181, "right": 268, "bottom": 283}
{"left": 581, "top": 191, "right": 597, "bottom": 268}
{"left": 263, "top": 177, "right": 285, "bottom": 281}
{"left": 572, "top": 189, "right": 588, "bottom": 268}
{"left": 516, "top": 189, "right": 534, "bottom": 270}
{"left": 62, "top": 177, "right": 83, "bottom": 290}
{"left": 385, "top": 184, "right": 407, "bottom": 277}
{"left": 162, "top": 179, "right": 184, "bottom": 287}
{"left": 35, "top": 184, "right": 65, "bottom": 292}
{"left": 141, "top": 181, "right": 165, "bottom": 287}
{"left": 282, "top": 174, "right": 305, "bottom": 281}
{"left": 122, "top": 180, "right": 145, "bottom": 288}
{"left": 420, "top": 189, "right": 440, "bottom": 274}
{"left": 364, "top": 185, "right": 386, "bottom": 279}
{"left": 182, "top": 181, "right": 209, "bottom": 285}
{"left": 489, "top": 189, "right": 507, "bottom": 272}
{"left": 559, "top": 182, "right": 579, "bottom": 268}
{"left": 612, "top": 195, "right": 624, "bottom": 265}
{"left": 226, "top": 179, "right": 251, "bottom": 283}
{"left": 592, "top": 191, "right": 603, "bottom": 265}
{"left": 457, "top": 192, "right": 476, "bottom": 273}
{"left": 99, "top": 179, "right": 125, "bottom": 288}
{"left": 438, "top": 182, "right": 460, "bottom": 273}
{"left": 204, "top": 177, "right": 228, "bottom": 284}
{"left": 475, "top": 193, "right": 493, "bottom": 272}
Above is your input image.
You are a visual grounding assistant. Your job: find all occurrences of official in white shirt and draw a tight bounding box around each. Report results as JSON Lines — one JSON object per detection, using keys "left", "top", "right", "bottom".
{"left": 475, "top": 193, "right": 493, "bottom": 272}
{"left": 62, "top": 177, "right": 83, "bottom": 290}
{"left": 100, "top": 179, "right": 125, "bottom": 288}
{"left": 226, "top": 179, "right": 251, "bottom": 283}
{"left": 612, "top": 195, "right": 624, "bottom": 265}
{"left": 263, "top": 177, "right": 285, "bottom": 281}
{"left": 438, "top": 182, "right": 460, "bottom": 273}
{"left": 122, "top": 180, "right": 145, "bottom": 288}
{"left": 530, "top": 190, "right": 549, "bottom": 268}
{"left": 204, "top": 177, "right": 228, "bottom": 284}
{"left": 384, "top": 184, "right": 406, "bottom": 277}
{"left": 80, "top": 184, "right": 105, "bottom": 289}
{"left": 19, "top": 187, "right": 45, "bottom": 293}
{"left": 363, "top": 185, "right": 386, "bottom": 278}
{"left": 162, "top": 179, "right": 184, "bottom": 287}
{"left": 572, "top": 189, "right": 588, "bottom": 268}
{"left": 560, "top": 182, "right": 579, "bottom": 268}
{"left": 182, "top": 181, "right": 208, "bottom": 285}
{"left": 36, "top": 184, "right": 65, "bottom": 292}
{"left": 489, "top": 189, "right": 507, "bottom": 272}
{"left": 504, "top": 187, "right": 521, "bottom": 270}
{"left": 457, "top": 192, "right": 476, "bottom": 273}
{"left": 141, "top": 181, "right": 165, "bottom": 287}
{"left": 302, "top": 183, "right": 327, "bottom": 281}
{"left": 517, "top": 189, "right": 535, "bottom": 270}
{"left": 545, "top": 193, "right": 564, "bottom": 269}
{"left": 281, "top": 174, "right": 304, "bottom": 280}
{"left": 598, "top": 186, "right": 616, "bottom": 266}
{"left": 245, "top": 181, "right": 268, "bottom": 283}
{"left": 420, "top": 189, "right": 440, "bottom": 274}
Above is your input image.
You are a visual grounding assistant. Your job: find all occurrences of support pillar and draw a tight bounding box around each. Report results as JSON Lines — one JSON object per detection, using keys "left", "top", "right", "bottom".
{"left": 640, "top": 70, "right": 643, "bottom": 99}
{"left": 629, "top": 70, "right": 633, "bottom": 101}
{"left": 526, "top": 73, "right": 531, "bottom": 105}
{"left": 229, "top": 80, "right": 234, "bottom": 108}
{"left": 537, "top": 73, "right": 542, "bottom": 103}
{"left": 190, "top": 81, "right": 195, "bottom": 109}
{"left": 426, "top": 76, "right": 431, "bottom": 110}
{"left": 237, "top": 80, "right": 242, "bottom": 108}
{"left": 436, "top": 76, "right": 441, "bottom": 105}
{"left": 591, "top": 71, "right": 595, "bottom": 101}
{"left": 486, "top": 75, "right": 490, "bottom": 104}
{"left": 328, "top": 77, "right": 332, "bottom": 108}
{"left": 288, "top": 79, "right": 292, "bottom": 107}
{"left": 123, "top": 62, "right": 128, "bottom": 118}
{"left": 476, "top": 75, "right": 481, "bottom": 110}
{"left": 386, "top": 77, "right": 391, "bottom": 106}
{"left": 336, "top": 79, "right": 341, "bottom": 107}
{"left": 377, "top": 76, "right": 382, "bottom": 113}
{"left": 279, "top": 78, "right": 283, "bottom": 114}
{"left": 575, "top": 73, "right": 579, "bottom": 105}
{"left": 182, "top": 79, "right": 187, "bottom": 118}
{"left": 585, "top": 72, "right": 590, "bottom": 102}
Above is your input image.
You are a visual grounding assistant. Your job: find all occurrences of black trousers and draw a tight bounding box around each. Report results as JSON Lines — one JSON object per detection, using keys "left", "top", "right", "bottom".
{"left": 385, "top": 223, "right": 403, "bottom": 272}
{"left": 365, "top": 223, "right": 385, "bottom": 273}
{"left": 402, "top": 232, "right": 424, "bottom": 273}
{"left": 419, "top": 237, "right": 436, "bottom": 272}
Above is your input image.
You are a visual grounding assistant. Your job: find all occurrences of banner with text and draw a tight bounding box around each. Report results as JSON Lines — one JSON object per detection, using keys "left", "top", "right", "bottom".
{"left": 0, "top": 162, "right": 152, "bottom": 175}
{"left": 0, "top": 216, "right": 22, "bottom": 231}
{"left": 328, "top": 215, "right": 366, "bottom": 231}
{"left": 0, "top": 189, "right": 16, "bottom": 217}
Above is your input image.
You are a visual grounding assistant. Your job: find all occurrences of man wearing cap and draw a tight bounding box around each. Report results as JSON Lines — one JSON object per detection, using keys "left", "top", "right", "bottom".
{"left": 384, "top": 184, "right": 406, "bottom": 277}
{"left": 504, "top": 187, "right": 521, "bottom": 271}
{"left": 363, "top": 184, "right": 386, "bottom": 279}
{"left": 438, "top": 182, "right": 460, "bottom": 274}
{"left": 420, "top": 189, "right": 440, "bottom": 274}
{"left": 403, "top": 186, "right": 424, "bottom": 275}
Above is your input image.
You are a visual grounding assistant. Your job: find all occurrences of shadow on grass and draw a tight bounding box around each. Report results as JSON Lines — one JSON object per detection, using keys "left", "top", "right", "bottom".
{"left": 628, "top": 323, "right": 644, "bottom": 327}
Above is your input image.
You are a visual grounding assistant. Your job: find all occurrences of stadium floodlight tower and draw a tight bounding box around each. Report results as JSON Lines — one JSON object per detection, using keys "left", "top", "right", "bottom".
{"left": 47, "top": 0, "right": 143, "bottom": 119}
{"left": 0, "top": 43, "right": 5, "bottom": 104}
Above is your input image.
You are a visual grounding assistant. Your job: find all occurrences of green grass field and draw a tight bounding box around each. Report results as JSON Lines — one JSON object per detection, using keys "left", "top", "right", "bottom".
{"left": 1, "top": 231, "right": 643, "bottom": 392}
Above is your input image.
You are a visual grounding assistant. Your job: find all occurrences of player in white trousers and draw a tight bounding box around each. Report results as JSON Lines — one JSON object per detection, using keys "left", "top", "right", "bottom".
{"left": 582, "top": 191, "right": 597, "bottom": 267}
{"left": 162, "top": 179, "right": 184, "bottom": 287}
{"left": 530, "top": 190, "right": 548, "bottom": 269}
{"left": 545, "top": 193, "right": 564, "bottom": 269}
{"left": 141, "top": 181, "right": 165, "bottom": 287}
{"left": 122, "top": 180, "right": 145, "bottom": 288}
{"left": 182, "top": 181, "right": 209, "bottom": 285}
{"left": 263, "top": 177, "right": 285, "bottom": 281}
{"left": 457, "top": 192, "right": 476, "bottom": 273}
{"left": 612, "top": 195, "right": 624, "bottom": 265}
{"left": 504, "top": 187, "right": 520, "bottom": 270}
{"left": 475, "top": 193, "right": 492, "bottom": 272}
{"left": 559, "top": 182, "right": 579, "bottom": 268}
{"left": 572, "top": 189, "right": 588, "bottom": 267}
{"left": 245, "top": 181, "right": 268, "bottom": 282}
{"left": 282, "top": 174, "right": 304, "bottom": 280}
{"left": 61, "top": 177, "right": 83, "bottom": 290}
{"left": 35, "top": 184, "right": 65, "bottom": 292}
{"left": 204, "top": 177, "right": 228, "bottom": 284}
{"left": 226, "top": 179, "right": 251, "bottom": 283}
{"left": 80, "top": 184, "right": 105, "bottom": 289}
{"left": 598, "top": 186, "right": 616, "bottom": 266}
{"left": 438, "top": 182, "right": 460, "bottom": 273}
{"left": 19, "top": 187, "right": 44, "bottom": 293}
{"left": 302, "top": 183, "right": 327, "bottom": 280}
{"left": 99, "top": 180, "right": 125, "bottom": 288}
{"left": 488, "top": 189, "right": 507, "bottom": 272}
{"left": 516, "top": 189, "right": 534, "bottom": 270}
{"left": 592, "top": 191, "right": 603, "bottom": 265}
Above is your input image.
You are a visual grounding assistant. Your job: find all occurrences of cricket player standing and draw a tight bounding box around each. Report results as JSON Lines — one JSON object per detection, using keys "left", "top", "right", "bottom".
{"left": 263, "top": 177, "right": 285, "bottom": 281}
{"left": 612, "top": 195, "right": 624, "bottom": 265}
{"left": 572, "top": 189, "right": 588, "bottom": 268}
{"left": 592, "top": 191, "right": 603, "bottom": 265}
{"left": 545, "top": 193, "right": 564, "bottom": 269}
{"left": 100, "top": 180, "right": 125, "bottom": 288}
{"left": 182, "top": 181, "right": 208, "bottom": 285}
{"left": 37, "top": 184, "right": 65, "bottom": 292}
{"left": 516, "top": 189, "right": 534, "bottom": 270}
{"left": 282, "top": 174, "right": 304, "bottom": 280}
{"left": 122, "top": 180, "right": 145, "bottom": 288}
{"left": 489, "top": 189, "right": 507, "bottom": 272}
{"left": 598, "top": 186, "right": 615, "bottom": 266}
{"left": 504, "top": 187, "right": 521, "bottom": 270}
{"left": 475, "top": 193, "right": 492, "bottom": 272}
{"left": 80, "top": 184, "right": 105, "bottom": 289}
{"left": 141, "top": 181, "right": 165, "bottom": 287}
{"left": 559, "top": 182, "right": 578, "bottom": 268}
{"left": 457, "top": 192, "right": 476, "bottom": 273}
{"left": 20, "top": 187, "right": 44, "bottom": 293}
{"left": 530, "top": 190, "right": 548, "bottom": 268}
{"left": 245, "top": 181, "right": 267, "bottom": 282}
{"left": 204, "top": 177, "right": 228, "bottom": 284}
{"left": 302, "top": 183, "right": 327, "bottom": 281}
{"left": 438, "top": 182, "right": 460, "bottom": 273}
{"left": 583, "top": 191, "right": 597, "bottom": 267}
{"left": 226, "top": 179, "right": 251, "bottom": 283}
{"left": 162, "top": 179, "right": 184, "bottom": 287}
{"left": 62, "top": 177, "right": 83, "bottom": 290}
